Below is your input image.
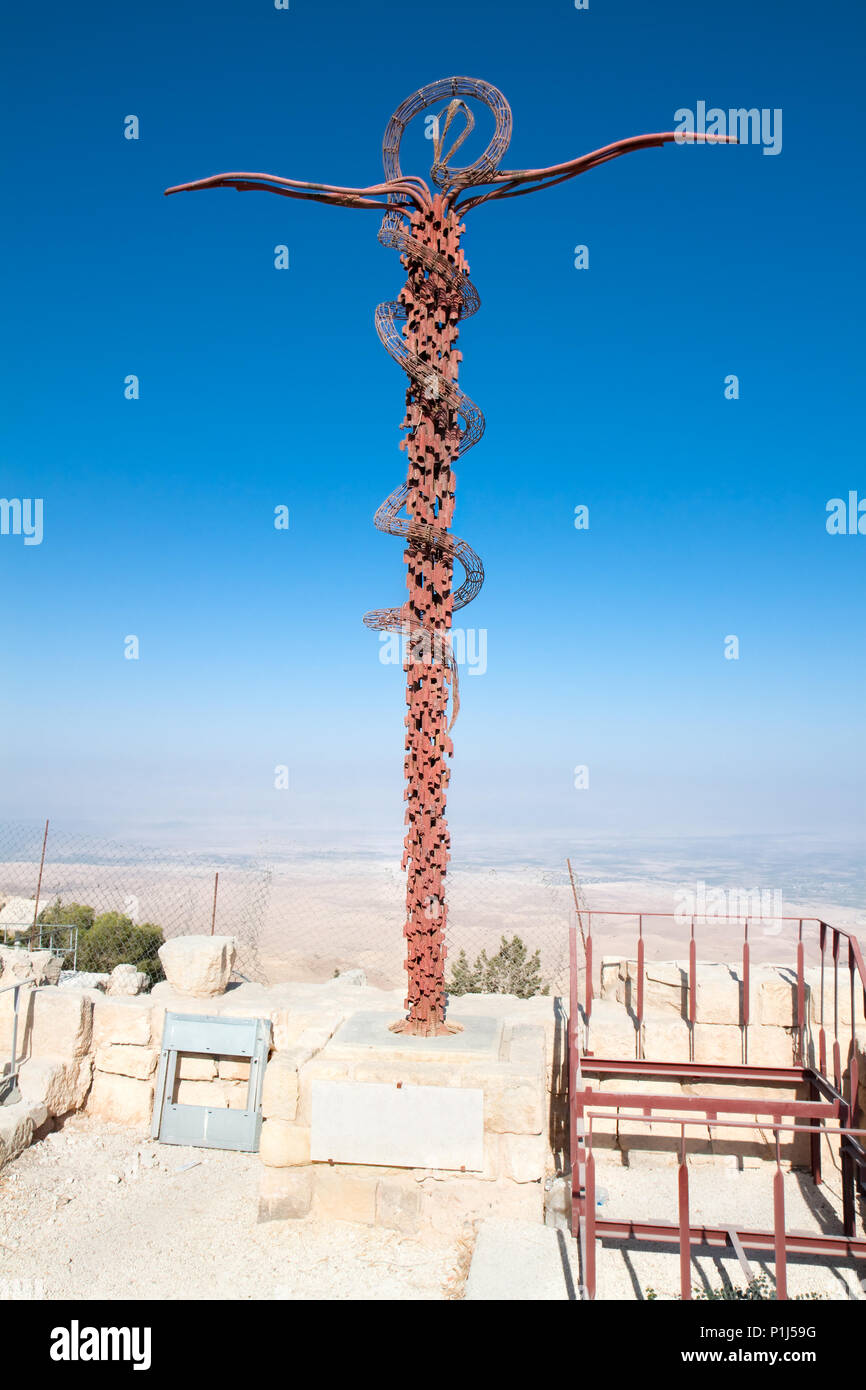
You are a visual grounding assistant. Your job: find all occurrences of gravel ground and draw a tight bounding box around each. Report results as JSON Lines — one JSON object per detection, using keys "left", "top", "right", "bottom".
{"left": 589, "top": 1146, "right": 866, "bottom": 1300}
{"left": 0, "top": 1116, "right": 462, "bottom": 1301}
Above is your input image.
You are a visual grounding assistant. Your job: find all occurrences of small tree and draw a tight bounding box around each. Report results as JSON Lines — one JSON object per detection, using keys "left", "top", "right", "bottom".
{"left": 75, "top": 912, "right": 165, "bottom": 985}
{"left": 38, "top": 899, "right": 95, "bottom": 933}
{"left": 447, "top": 935, "right": 549, "bottom": 999}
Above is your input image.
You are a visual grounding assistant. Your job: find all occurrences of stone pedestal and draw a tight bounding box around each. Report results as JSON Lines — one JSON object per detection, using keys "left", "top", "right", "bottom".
{"left": 257, "top": 1007, "right": 549, "bottom": 1233}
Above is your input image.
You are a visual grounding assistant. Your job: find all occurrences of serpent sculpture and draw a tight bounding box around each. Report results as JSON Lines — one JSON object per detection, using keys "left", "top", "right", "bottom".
{"left": 166, "top": 77, "right": 734, "bottom": 1034}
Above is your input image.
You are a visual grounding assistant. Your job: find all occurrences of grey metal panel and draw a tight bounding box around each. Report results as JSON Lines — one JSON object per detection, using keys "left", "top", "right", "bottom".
{"left": 152, "top": 1012, "right": 270, "bottom": 1152}
{"left": 159, "top": 1102, "right": 261, "bottom": 1151}
{"left": 161, "top": 1012, "right": 262, "bottom": 1057}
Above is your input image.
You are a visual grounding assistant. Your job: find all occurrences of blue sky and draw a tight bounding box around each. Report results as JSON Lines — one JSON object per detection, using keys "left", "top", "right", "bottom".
{"left": 1, "top": 0, "right": 864, "bottom": 862}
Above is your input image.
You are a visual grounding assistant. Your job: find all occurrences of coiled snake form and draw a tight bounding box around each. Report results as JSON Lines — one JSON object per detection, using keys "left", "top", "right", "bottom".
{"left": 166, "top": 78, "right": 734, "bottom": 1033}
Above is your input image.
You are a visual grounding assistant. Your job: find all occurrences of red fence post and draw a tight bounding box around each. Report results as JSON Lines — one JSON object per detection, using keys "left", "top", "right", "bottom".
{"left": 689, "top": 918, "right": 697, "bottom": 1063}
{"left": 819, "top": 922, "right": 827, "bottom": 1076}
{"left": 796, "top": 924, "right": 805, "bottom": 1064}
{"left": 832, "top": 929, "right": 842, "bottom": 1090}
{"left": 742, "top": 920, "right": 750, "bottom": 1065}
{"left": 678, "top": 1129, "right": 691, "bottom": 1300}
{"left": 773, "top": 1131, "right": 788, "bottom": 1300}
{"left": 637, "top": 917, "right": 645, "bottom": 1061}
{"left": 585, "top": 1141, "right": 597, "bottom": 1300}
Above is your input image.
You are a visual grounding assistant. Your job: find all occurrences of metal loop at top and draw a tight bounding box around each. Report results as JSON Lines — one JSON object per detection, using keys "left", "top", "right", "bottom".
{"left": 382, "top": 77, "right": 512, "bottom": 194}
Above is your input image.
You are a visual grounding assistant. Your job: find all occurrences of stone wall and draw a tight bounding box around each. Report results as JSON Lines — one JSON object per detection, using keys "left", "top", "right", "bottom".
{"left": 585, "top": 956, "right": 865, "bottom": 1169}
{"left": 5, "top": 939, "right": 859, "bottom": 1215}
{"left": 1, "top": 948, "right": 561, "bottom": 1237}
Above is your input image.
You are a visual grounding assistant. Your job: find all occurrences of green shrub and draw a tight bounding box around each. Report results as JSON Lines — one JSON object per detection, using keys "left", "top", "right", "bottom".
{"left": 447, "top": 935, "right": 549, "bottom": 999}
{"left": 38, "top": 899, "right": 95, "bottom": 933}
{"left": 695, "top": 1275, "right": 824, "bottom": 1301}
{"left": 647, "top": 1276, "right": 824, "bottom": 1301}
{"left": 75, "top": 912, "right": 164, "bottom": 985}
{"left": 39, "top": 902, "right": 165, "bottom": 985}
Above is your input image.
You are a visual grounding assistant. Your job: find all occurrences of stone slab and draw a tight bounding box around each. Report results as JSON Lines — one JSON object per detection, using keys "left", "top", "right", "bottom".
{"left": 311, "top": 1078, "right": 484, "bottom": 1171}
{"left": 331, "top": 1010, "right": 503, "bottom": 1061}
{"left": 465, "top": 1217, "right": 581, "bottom": 1300}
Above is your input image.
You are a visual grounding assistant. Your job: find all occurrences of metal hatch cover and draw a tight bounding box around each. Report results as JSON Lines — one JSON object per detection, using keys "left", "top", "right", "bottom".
{"left": 151, "top": 1011, "right": 270, "bottom": 1152}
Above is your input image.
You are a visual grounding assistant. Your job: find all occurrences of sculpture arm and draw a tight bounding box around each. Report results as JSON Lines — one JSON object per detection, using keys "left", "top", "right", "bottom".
{"left": 164, "top": 170, "right": 430, "bottom": 211}
{"left": 453, "top": 130, "right": 737, "bottom": 212}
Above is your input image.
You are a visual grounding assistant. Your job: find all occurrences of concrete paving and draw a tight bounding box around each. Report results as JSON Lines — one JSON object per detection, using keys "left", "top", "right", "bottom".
{"left": 465, "top": 1217, "right": 581, "bottom": 1300}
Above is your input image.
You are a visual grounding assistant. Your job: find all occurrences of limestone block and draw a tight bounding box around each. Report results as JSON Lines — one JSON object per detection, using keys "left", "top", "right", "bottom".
{"left": 177, "top": 1052, "right": 217, "bottom": 1081}
{"left": 29, "top": 987, "right": 93, "bottom": 1058}
{"left": 58, "top": 972, "right": 109, "bottom": 992}
{"left": 224, "top": 1080, "right": 248, "bottom": 1110}
{"left": 95, "top": 1044, "right": 159, "bottom": 1081}
{"left": 259, "top": 1120, "right": 311, "bottom": 1167}
{"left": 297, "top": 1055, "right": 354, "bottom": 1124}
{"left": 376, "top": 1178, "right": 421, "bottom": 1233}
{"left": 756, "top": 969, "right": 804, "bottom": 1027}
{"left": 87, "top": 1071, "right": 154, "bottom": 1129}
{"left": 418, "top": 1174, "right": 543, "bottom": 1233}
{"left": 626, "top": 960, "right": 689, "bottom": 1016}
{"left": 174, "top": 1080, "right": 230, "bottom": 1108}
{"left": 0, "top": 947, "right": 61, "bottom": 986}
{"left": 805, "top": 967, "right": 856, "bottom": 1029}
{"left": 351, "top": 1059, "right": 460, "bottom": 1088}
{"left": 0, "top": 897, "right": 39, "bottom": 932}
{"left": 313, "top": 1164, "right": 378, "bottom": 1224}
{"left": 106, "top": 963, "right": 149, "bottom": 997}
{"left": 460, "top": 1063, "right": 544, "bottom": 1136}
{"left": 641, "top": 1015, "right": 690, "bottom": 1063}
{"left": 507, "top": 1024, "right": 547, "bottom": 1074}
{"left": 0, "top": 1103, "right": 35, "bottom": 1168}
{"left": 92, "top": 996, "right": 152, "bottom": 1049}
{"left": 157, "top": 935, "right": 236, "bottom": 997}
{"left": 262, "top": 1053, "right": 303, "bottom": 1122}
{"left": 501, "top": 1132, "right": 548, "bottom": 1183}
{"left": 747, "top": 1025, "right": 797, "bottom": 1068}
{"left": 258, "top": 1166, "right": 313, "bottom": 1221}
{"left": 693, "top": 1024, "right": 743, "bottom": 1065}
{"left": 686, "top": 1152, "right": 740, "bottom": 1171}
{"left": 16, "top": 1055, "right": 93, "bottom": 1115}
{"left": 623, "top": 1147, "right": 684, "bottom": 1169}
{"left": 218, "top": 1056, "right": 250, "bottom": 1081}
{"left": 600, "top": 956, "right": 627, "bottom": 1003}
{"left": 582, "top": 1000, "right": 640, "bottom": 1059}
{"left": 695, "top": 965, "right": 743, "bottom": 1027}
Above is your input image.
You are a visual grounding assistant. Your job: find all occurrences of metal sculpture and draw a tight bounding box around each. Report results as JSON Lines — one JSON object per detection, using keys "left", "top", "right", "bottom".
{"left": 166, "top": 77, "right": 734, "bottom": 1035}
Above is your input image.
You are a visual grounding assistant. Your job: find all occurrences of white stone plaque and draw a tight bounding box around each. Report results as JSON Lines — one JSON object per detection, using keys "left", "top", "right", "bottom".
{"left": 310, "top": 1080, "right": 484, "bottom": 1171}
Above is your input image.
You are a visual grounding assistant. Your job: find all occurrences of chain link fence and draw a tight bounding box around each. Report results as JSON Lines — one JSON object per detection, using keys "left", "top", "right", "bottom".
{"left": 0, "top": 822, "right": 582, "bottom": 999}
{"left": 0, "top": 822, "right": 270, "bottom": 985}
{"left": 260, "top": 854, "right": 577, "bottom": 997}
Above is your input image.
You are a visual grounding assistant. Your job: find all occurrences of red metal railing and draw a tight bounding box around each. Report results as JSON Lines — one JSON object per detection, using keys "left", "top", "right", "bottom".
{"left": 581, "top": 1112, "right": 866, "bottom": 1300}
{"left": 568, "top": 909, "right": 866, "bottom": 1299}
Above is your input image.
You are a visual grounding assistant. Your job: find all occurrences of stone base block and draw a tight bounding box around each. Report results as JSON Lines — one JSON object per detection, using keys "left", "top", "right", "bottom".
{"left": 260, "top": 1120, "right": 311, "bottom": 1167}
{"left": 87, "top": 1070, "right": 154, "bottom": 1129}
{"left": 92, "top": 996, "right": 153, "bottom": 1049}
{"left": 0, "top": 1102, "right": 36, "bottom": 1169}
{"left": 95, "top": 1044, "right": 158, "bottom": 1080}
{"left": 17, "top": 1055, "right": 93, "bottom": 1116}
{"left": 313, "top": 1164, "right": 379, "bottom": 1224}
{"left": 258, "top": 1165, "right": 314, "bottom": 1221}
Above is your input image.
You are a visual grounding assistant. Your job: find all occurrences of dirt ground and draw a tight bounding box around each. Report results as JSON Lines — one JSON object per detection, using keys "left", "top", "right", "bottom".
{"left": 0, "top": 1115, "right": 464, "bottom": 1301}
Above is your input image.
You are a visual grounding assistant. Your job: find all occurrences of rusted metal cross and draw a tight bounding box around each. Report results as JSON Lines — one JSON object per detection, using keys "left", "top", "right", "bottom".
{"left": 166, "top": 77, "right": 733, "bottom": 1035}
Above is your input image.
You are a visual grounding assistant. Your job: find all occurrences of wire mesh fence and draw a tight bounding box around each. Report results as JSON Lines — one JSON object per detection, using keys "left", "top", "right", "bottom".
{"left": 259, "top": 854, "right": 578, "bottom": 997}
{"left": 0, "top": 822, "right": 270, "bottom": 985}
{"left": 0, "top": 822, "right": 583, "bottom": 999}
